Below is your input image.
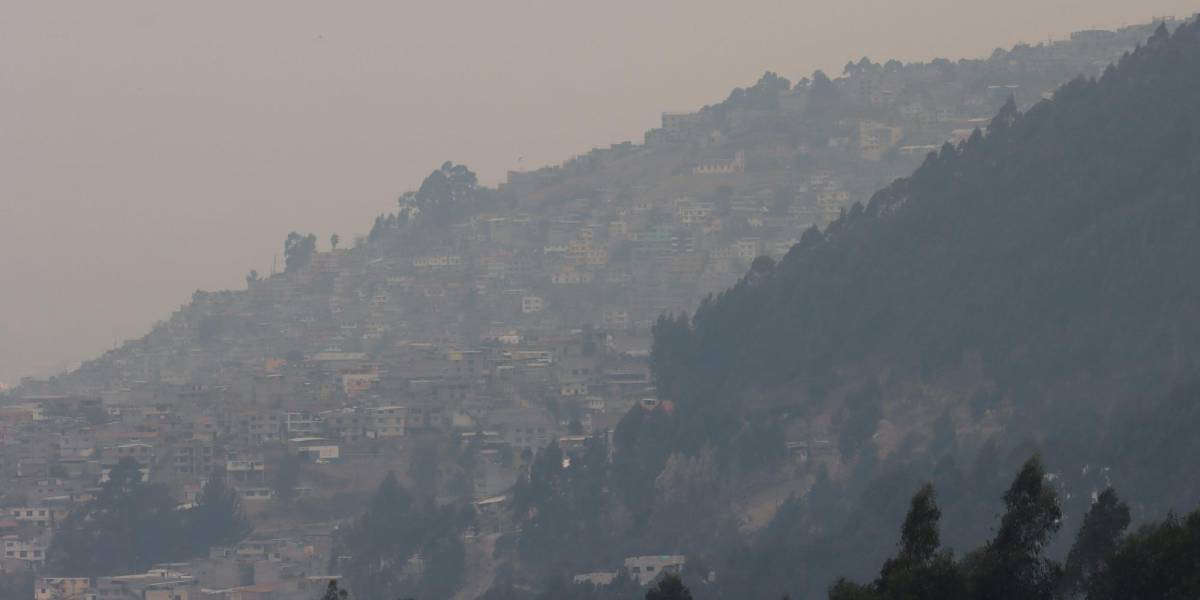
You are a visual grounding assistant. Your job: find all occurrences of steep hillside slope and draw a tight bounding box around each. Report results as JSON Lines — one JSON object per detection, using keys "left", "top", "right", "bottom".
{"left": 23, "top": 21, "right": 1165, "bottom": 396}
{"left": 654, "top": 21, "right": 1200, "bottom": 425}
{"left": 634, "top": 19, "right": 1200, "bottom": 600}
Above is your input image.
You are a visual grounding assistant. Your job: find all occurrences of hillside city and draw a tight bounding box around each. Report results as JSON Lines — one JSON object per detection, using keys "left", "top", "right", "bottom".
{"left": 0, "top": 20, "right": 1179, "bottom": 600}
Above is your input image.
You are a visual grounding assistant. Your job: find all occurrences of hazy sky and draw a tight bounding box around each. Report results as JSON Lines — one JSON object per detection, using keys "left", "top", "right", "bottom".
{"left": 1, "top": 1, "right": 1195, "bottom": 384}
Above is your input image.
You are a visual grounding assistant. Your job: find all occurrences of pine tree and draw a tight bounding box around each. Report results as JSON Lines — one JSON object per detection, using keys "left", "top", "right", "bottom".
{"left": 970, "top": 455, "right": 1062, "bottom": 600}
{"left": 188, "top": 475, "right": 252, "bottom": 554}
{"left": 46, "top": 458, "right": 188, "bottom": 576}
{"left": 828, "top": 579, "right": 878, "bottom": 600}
{"left": 319, "top": 580, "right": 348, "bottom": 600}
{"left": 830, "top": 483, "right": 966, "bottom": 600}
{"left": 898, "top": 484, "right": 940, "bottom": 562}
{"left": 1060, "top": 487, "right": 1130, "bottom": 596}
{"left": 1086, "top": 509, "right": 1200, "bottom": 600}
{"left": 645, "top": 574, "right": 693, "bottom": 600}
{"left": 334, "top": 473, "right": 474, "bottom": 600}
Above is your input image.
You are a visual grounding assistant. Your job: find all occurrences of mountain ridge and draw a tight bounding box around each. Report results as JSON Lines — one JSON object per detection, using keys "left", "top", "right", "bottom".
{"left": 10, "top": 18, "right": 1175, "bottom": 396}
{"left": 653, "top": 19, "right": 1200, "bottom": 418}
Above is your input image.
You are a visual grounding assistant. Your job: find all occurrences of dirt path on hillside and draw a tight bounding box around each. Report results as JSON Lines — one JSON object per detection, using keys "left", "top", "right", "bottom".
{"left": 453, "top": 532, "right": 500, "bottom": 600}
{"left": 734, "top": 474, "right": 814, "bottom": 533}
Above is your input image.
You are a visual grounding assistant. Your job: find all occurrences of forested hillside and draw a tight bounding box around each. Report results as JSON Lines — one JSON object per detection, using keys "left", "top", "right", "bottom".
{"left": 618, "top": 18, "right": 1200, "bottom": 599}
{"left": 656, "top": 19, "right": 1200, "bottom": 411}
{"left": 652, "top": 19, "right": 1200, "bottom": 469}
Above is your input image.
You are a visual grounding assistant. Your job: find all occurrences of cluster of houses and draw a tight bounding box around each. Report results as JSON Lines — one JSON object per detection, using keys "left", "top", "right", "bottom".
{"left": 30, "top": 557, "right": 336, "bottom": 600}
{"left": 2, "top": 326, "right": 660, "bottom": 598}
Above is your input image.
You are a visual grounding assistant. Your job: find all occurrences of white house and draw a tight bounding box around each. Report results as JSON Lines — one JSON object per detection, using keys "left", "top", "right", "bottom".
{"left": 623, "top": 555, "right": 686, "bottom": 585}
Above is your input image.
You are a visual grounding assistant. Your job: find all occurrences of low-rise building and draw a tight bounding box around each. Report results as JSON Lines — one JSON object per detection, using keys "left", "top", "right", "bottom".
{"left": 289, "top": 438, "right": 340, "bottom": 463}
{"left": 624, "top": 555, "right": 686, "bottom": 585}
{"left": 35, "top": 577, "right": 94, "bottom": 600}
{"left": 369, "top": 406, "right": 406, "bottom": 438}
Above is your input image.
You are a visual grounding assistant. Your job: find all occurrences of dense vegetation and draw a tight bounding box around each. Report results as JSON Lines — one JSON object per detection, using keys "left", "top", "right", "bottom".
{"left": 284, "top": 232, "right": 318, "bottom": 272}
{"left": 484, "top": 455, "right": 1200, "bottom": 600}
{"left": 652, "top": 19, "right": 1200, "bottom": 597}
{"left": 369, "top": 161, "right": 496, "bottom": 240}
{"left": 483, "top": 18, "right": 1200, "bottom": 600}
{"left": 495, "top": 457, "right": 1200, "bottom": 600}
{"left": 330, "top": 472, "right": 476, "bottom": 600}
{"left": 654, "top": 19, "right": 1200, "bottom": 424}
{"left": 46, "top": 458, "right": 251, "bottom": 576}
{"left": 828, "top": 456, "right": 1200, "bottom": 600}
{"left": 647, "top": 14, "right": 1200, "bottom": 524}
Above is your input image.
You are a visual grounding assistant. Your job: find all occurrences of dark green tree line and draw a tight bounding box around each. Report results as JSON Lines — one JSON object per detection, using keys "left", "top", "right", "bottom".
{"left": 47, "top": 458, "right": 251, "bottom": 576}
{"left": 332, "top": 472, "right": 475, "bottom": 600}
{"left": 829, "top": 455, "right": 1200, "bottom": 600}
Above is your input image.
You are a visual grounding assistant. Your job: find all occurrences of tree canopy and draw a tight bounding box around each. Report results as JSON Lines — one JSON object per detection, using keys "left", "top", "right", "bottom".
{"left": 332, "top": 472, "right": 475, "bottom": 600}
{"left": 829, "top": 458, "right": 1200, "bottom": 600}
{"left": 47, "top": 458, "right": 250, "bottom": 577}
{"left": 405, "top": 162, "right": 486, "bottom": 227}
{"left": 284, "top": 232, "right": 317, "bottom": 272}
